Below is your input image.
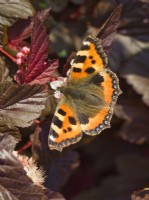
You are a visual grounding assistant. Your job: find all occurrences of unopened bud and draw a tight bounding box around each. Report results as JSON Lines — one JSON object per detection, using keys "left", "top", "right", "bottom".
{"left": 22, "top": 46, "right": 30, "bottom": 55}
{"left": 16, "top": 58, "right": 22, "bottom": 65}
{"left": 17, "top": 52, "right": 24, "bottom": 59}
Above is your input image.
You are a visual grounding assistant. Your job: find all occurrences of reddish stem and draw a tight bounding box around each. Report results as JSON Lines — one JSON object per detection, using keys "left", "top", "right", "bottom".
{"left": 0, "top": 47, "right": 17, "bottom": 63}
{"left": 18, "top": 141, "right": 32, "bottom": 154}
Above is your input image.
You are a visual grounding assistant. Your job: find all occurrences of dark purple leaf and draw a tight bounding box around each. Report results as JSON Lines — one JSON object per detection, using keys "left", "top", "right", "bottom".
{"left": 0, "top": 82, "right": 48, "bottom": 128}
{"left": 0, "top": 148, "right": 65, "bottom": 200}
{"left": 32, "top": 121, "right": 80, "bottom": 192}
{"left": 47, "top": 150, "right": 79, "bottom": 191}
{"left": 0, "top": 149, "right": 45, "bottom": 200}
{"left": 0, "top": 184, "right": 18, "bottom": 200}
{"left": 114, "top": 85, "right": 149, "bottom": 144}
{"left": 97, "top": 4, "right": 123, "bottom": 53}
{"left": 74, "top": 154, "right": 149, "bottom": 200}
{"left": 8, "top": 8, "right": 51, "bottom": 46}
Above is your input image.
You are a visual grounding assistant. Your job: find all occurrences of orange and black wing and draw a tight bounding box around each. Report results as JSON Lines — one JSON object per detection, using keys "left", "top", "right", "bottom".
{"left": 68, "top": 34, "right": 121, "bottom": 135}
{"left": 79, "top": 69, "right": 121, "bottom": 135}
{"left": 69, "top": 34, "right": 107, "bottom": 80}
{"left": 48, "top": 98, "right": 82, "bottom": 151}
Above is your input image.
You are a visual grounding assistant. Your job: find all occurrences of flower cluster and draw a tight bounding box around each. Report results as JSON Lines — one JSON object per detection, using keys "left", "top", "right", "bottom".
{"left": 16, "top": 46, "right": 30, "bottom": 66}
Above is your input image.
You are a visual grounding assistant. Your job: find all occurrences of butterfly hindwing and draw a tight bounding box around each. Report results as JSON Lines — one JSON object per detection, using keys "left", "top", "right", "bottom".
{"left": 49, "top": 98, "right": 82, "bottom": 151}
{"left": 80, "top": 69, "right": 121, "bottom": 135}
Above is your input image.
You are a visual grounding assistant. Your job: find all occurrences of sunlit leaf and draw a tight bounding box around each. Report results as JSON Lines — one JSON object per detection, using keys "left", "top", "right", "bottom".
{"left": 0, "top": 0, "right": 34, "bottom": 27}
{"left": 0, "top": 125, "right": 20, "bottom": 149}
{"left": 0, "top": 82, "right": 48, "bottom": 128}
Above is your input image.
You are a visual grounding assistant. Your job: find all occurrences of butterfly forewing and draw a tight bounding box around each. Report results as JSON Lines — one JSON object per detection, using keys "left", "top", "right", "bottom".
{"left": 69, "top": 35, "right": 108, "bottom": 80}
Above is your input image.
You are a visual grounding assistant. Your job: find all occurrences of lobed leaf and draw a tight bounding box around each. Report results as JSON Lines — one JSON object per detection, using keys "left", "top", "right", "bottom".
{"left": 0, "top": 82, "right": 48, "bottom": 128}
{"left": 14, "top": 17, "right": 58, "bottom": 85}
{"left": 29, "top": 59, "right": 59, "bottom": 85}
{"left": 8, "top": 8, "right": 51, "bottom": 47}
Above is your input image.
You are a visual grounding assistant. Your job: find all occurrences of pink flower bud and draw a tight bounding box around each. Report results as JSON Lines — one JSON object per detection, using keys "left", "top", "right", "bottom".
{"left": 16, "top": 52, "right": 24, "bottom": 59}
{"left": 22, "top": 46, "right": 30, "bottom": 55}
{"left": 16, "top": 58, "right": 22, "bottom": 65}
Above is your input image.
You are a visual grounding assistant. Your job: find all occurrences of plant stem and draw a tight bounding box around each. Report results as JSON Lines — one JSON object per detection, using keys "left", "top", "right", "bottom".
{"left": 0, "top": 47, "right": 17, "bottom": 63}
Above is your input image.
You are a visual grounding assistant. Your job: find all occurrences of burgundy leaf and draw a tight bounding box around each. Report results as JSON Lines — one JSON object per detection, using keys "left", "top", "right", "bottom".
{"left": 14, "top": 17, "right": 58, "bottom": 85}
{"left": 29, "top": 59, "right": 59, "bottom": 85}
{"left": 26, "top": 18, "right": 49, "bottom": 76}
{"left": 8, "top": 8, "right": 51, "bottom": 47}
{"left": 0, "top": 82, "right": 48, "bottom": 128}
{"left": 97, "top": 4, "right": 123, "bottom": 53}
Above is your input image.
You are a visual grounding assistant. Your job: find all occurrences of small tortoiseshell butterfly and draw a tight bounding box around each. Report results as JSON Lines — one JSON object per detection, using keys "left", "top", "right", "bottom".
{"left": 48, "top": 35, "right": 121, "bottom": 151}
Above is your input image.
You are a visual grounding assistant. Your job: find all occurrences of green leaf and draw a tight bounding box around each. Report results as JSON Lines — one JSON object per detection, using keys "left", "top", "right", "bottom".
{"left": 0, "top": 0, "right": 35, "bottom": 27}
{"left": 0, "top": 82, "right": 48, "bottom": 128}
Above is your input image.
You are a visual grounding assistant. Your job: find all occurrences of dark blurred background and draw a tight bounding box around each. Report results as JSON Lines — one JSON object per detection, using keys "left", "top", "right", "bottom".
{"left": 30, "top": 0, "right": 149, "bottom": 199}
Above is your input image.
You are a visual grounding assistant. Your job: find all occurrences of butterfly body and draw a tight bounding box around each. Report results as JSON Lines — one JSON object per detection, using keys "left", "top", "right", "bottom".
{"left": 49, "top": 35, "right": 121, "bottom": 151}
